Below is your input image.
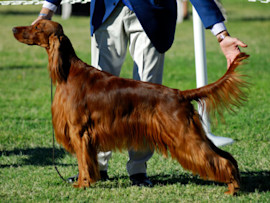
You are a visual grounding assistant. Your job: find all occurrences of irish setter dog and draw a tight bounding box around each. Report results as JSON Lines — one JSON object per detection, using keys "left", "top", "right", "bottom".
{"left": 13, "top": 20, "right": 249, "bottom": 195}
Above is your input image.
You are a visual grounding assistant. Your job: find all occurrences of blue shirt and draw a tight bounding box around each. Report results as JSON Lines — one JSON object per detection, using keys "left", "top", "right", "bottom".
{"left": 122, "top": 0, "right": 133, "bottom": 11}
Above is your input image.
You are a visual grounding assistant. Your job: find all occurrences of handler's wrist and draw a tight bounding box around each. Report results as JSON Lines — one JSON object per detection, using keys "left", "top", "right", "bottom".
{"left": 38, "top": 7, "right": 54, "bottom": 20}
{"left": 38, "top": 13, "right": 51, "bottom": 20}
{"left": 39, "top": 13, "right": 49, "bottom": 17}
{"left": 217, "top": 31, "right": 230, "bottom": 43}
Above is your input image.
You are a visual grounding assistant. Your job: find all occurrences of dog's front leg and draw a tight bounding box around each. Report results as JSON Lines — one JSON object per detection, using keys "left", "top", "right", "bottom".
{"left": 71, "top": 129, "right": 100, "bottom": 188}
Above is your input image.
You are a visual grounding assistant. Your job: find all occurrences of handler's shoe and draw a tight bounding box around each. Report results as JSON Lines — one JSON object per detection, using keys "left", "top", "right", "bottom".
{"left": 67, "top": 171, "right": 109, "bottom": 183}
{"left": 67, "top": 173, "right": 78, "bottom": 183}
{"left": 130, "top": 173, "right": 153, "bottom": 187}
{"left": 100, "top": 170, "right": 109, "bottom": 181}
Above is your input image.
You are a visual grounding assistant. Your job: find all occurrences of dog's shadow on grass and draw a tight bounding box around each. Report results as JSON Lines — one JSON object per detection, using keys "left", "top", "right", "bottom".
{"left": 107, "top": 171, "right": 270, "bottom": 194}
{"left": 240, "top": 171, "right": 270, "bottom": 193}
{"left": 0, "top": 147, "right": 69, "bottom": 167}
{"left": 148, "top": 171, "right": 270, "bottom": 194}
{"left": 1, "top": 148, "right": 269, "bottom": 194}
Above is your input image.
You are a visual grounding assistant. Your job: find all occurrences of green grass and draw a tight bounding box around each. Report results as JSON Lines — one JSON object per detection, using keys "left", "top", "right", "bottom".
{"left": 0, "top": 0, "right": 270, "bottom": 202}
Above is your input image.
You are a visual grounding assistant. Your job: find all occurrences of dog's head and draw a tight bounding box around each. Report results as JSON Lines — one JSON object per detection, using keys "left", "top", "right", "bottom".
{"left": 12, "top": 19, "right": 64, "bottom": 48}
{"left": 13, "top": 20, "right": 73, "bottom": 84}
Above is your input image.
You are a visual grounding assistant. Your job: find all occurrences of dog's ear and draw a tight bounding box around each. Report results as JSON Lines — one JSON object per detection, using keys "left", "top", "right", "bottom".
{"left": 55, "top": 23, "right": 64, "bottom": 36}
{"left": 47, "top": 34, "right": 67, "bottom": 84}
{"left": 48, "top": 34, "right": 62, "bottom": 84}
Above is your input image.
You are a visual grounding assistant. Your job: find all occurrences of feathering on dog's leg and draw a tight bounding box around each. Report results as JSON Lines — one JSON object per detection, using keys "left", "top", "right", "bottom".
{"left": 168, "top": 112, "right": 240, "bottom": 195}
{"left": 82, "top": 131, "right": 100, "bottom": 184}
{"left": 71, "top": 129, "right": 100, "bottom": 188}
{"left": 69, "top": 128, "right": 87, "bottom": 188}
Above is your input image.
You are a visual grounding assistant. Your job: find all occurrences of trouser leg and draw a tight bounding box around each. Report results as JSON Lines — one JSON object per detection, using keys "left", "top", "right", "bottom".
{"left": 91, "top": 3, "right": 165, "bottom": 175}
{"left": 125, "top": 8, "right": 165, "bottom": 176}
{"left": 91, "top": 3, "right": 128, "bottom": 171}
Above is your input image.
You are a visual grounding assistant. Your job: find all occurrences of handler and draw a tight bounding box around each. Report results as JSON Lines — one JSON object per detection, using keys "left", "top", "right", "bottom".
{"left": 33, "top": 0, "right": 247, "bottom": 187}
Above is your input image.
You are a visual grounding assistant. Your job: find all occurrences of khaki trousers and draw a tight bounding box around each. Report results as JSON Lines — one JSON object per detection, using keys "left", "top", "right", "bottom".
{"left": 91, "top": 2, "right": 164, "bottom": 176}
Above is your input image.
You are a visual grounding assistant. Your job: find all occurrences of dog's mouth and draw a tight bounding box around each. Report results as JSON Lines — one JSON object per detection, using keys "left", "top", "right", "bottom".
{"left": 12, "top": 27, "right": 18, "bottom": 34}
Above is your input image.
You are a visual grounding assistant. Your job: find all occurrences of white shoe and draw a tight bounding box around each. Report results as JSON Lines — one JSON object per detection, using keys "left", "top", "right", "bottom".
{"left": 206, "top": 133, "right": 234, "bottom": 147}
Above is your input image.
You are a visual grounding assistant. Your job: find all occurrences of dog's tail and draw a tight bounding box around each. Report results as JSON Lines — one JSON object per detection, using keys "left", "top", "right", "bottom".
{"left": 180, "top": 52, "right": 249, "bottom": 118}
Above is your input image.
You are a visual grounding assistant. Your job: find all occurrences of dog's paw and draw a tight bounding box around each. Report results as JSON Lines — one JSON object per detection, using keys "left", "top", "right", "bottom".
{"left": 225, "top": 182, "right": 240, "bottom": 195}
{"left": 73, "top": 178, "right": 91, "bottom": 188}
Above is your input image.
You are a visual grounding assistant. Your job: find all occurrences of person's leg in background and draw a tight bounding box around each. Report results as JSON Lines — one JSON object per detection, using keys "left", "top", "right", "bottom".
{"left": 125, "top": 6, "right": 165, "bottom": 186}
{"left": 91, "top": 3, "right": 159, "bottom": 186}
{"left": 90, "top": 3, "right": 128, "bottom": 179}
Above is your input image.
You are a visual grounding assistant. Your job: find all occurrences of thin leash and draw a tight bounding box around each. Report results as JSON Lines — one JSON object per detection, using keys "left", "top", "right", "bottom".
{"left": 51, "top": 79, "right": 68, "bottom": 183}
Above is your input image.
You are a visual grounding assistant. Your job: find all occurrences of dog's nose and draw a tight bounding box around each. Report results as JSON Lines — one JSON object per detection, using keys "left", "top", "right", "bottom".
{"left": 12, "top": 27, "right": 18, "bottom": 34}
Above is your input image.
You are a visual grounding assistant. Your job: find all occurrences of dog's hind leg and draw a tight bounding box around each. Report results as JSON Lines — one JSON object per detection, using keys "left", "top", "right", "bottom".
{"left": 169, "top": 113, "right": 240, "bottom": 195}
{"left": 70, "top": 128, "right": 100, "bottom": 188}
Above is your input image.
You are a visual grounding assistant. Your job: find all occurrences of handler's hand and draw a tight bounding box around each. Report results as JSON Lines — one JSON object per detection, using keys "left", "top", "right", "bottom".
{"left": 218, "top": 31, "right": 248, "bottom": 69}
{"left": 32, "top": 8, "right": 54, "bottom": 25}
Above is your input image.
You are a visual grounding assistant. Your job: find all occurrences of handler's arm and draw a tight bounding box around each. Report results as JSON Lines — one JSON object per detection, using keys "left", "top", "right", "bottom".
{"left": 32, "top": 1, "right": 58, "bottom": 25}
{"left": 190, "top": 0, "right": 248, "bottom": 68}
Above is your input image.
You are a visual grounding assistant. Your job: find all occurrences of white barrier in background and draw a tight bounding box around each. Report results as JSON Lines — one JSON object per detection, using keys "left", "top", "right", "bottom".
{"left": 248, "top": 0, "right": 269, "bottom": 3}
{"left": 0, "top": 0, "right": 90, "bottom": 5}
{"left": 192, "top": 7, "right": 234, "bottom": 146}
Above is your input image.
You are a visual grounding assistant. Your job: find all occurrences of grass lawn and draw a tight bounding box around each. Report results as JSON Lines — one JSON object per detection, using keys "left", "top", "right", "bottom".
{"left": 0, "top": 0, "right": 270, "bottom": 202}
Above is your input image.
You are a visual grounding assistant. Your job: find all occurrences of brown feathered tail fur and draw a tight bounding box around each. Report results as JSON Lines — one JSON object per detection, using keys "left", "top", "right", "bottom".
{"left": 181, "top": 52, "right": 249, "bottom": 119}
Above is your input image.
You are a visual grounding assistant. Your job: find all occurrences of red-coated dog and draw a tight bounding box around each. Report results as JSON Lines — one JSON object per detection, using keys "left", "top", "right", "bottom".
{"left": 13, "top": 20, "right": 249, "bottom": 195}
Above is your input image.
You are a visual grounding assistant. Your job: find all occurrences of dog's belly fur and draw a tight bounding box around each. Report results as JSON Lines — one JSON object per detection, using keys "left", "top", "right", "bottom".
{"left": 52, "top": 79, "right": 197, "bottom": 155}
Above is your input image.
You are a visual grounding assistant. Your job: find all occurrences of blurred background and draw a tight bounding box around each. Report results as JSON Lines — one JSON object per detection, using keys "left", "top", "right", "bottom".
{"left": 0, "top": 0, "right": 269, "bottom": 202}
